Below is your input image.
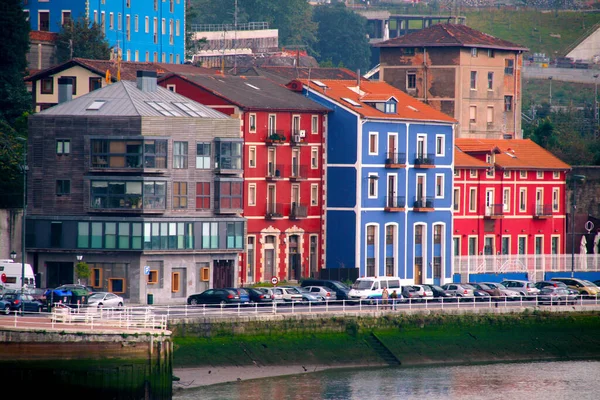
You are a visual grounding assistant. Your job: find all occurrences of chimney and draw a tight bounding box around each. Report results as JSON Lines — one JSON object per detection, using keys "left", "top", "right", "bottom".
{"left": 57, "top": 77, "right": 73, "bottom": 103}
{"left": 137, "top": 70, "right": 157, "bottom": 92}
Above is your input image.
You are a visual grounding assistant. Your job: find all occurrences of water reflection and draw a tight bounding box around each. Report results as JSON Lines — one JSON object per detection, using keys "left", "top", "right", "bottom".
{"left": 173, "top": 361, "right": 600, "bottom": 400}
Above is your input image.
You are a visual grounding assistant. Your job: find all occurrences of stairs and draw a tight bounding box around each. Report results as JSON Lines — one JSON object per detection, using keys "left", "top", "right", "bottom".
{"left": 364, "top": 332, "right": 401, "bottom": 366}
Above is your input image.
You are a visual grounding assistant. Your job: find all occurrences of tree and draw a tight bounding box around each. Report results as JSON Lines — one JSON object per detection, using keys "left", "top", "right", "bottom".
{"left": 75, "top": 262, "right": 91, "bottom": 285}
{"left": 0, "top": 0, "right": 31, "bottom": 127}
{"left": 56, "top": 17, "right": 111, "bottom": 63}
{"left": 312, "top": 3, "right": 371, "bottom": 73}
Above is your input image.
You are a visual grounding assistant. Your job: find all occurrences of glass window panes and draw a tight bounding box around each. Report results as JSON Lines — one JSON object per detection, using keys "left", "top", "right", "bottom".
{"left": 196, "top": 142, "right": 211, "bottom": 169}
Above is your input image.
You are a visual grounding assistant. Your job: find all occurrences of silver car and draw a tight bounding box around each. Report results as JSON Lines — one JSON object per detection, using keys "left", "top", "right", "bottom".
{"left": 412, "top": 284, "right": 434, "bottom": 301}
{"left": 441, "top": 283, "right": 474, "bottom": 298}
{"left": 86, "top": 292, "right": 124, "bottom": 308}
{"left": 303, "top": 286, "right": 337, "bottom": 302}
{"left": 502, "top": 280, "right": 541, "bottom": 298}
{"left": 481, "top": 282, "right": 521, "bottom": 299}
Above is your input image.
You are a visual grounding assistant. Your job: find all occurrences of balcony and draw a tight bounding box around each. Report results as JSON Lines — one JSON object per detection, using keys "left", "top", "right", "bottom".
{"left": 266, "top": 164, "right": 285, "bottom": 181}
{"left": 290, "top": 203, "right": 308, "bottom": 219}
{"left": 385, "top": 152, "right": 406, "bottom": 168}
{"left": 289, "top": 165, "right": 307, "bottom": 181}
{"left": 534, "top": 204, "right": 553, "bottom": 219}
{"left": 484, "top": 204, "right": 505, "bottom": 219}
{"left": 385, "top": 196, "right": 406, "bottom": 212}
{"left": 290, "top": 130, "right": 308, "bottom": 146}
{"left": 266, "top": 130, "right": 287, "bottom": 146}
{"left": 414, "top": 153, "right": 435, "bottom": 168}
{"left": 413, "top": 196, "right": 434, "bottom": 211}
{"left": 266, "top": 203, "right": 283, "bottom": 219}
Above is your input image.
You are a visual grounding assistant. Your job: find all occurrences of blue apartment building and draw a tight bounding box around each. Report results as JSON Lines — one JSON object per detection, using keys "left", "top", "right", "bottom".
{"left": 23, "top": 0, "right": 184, "bottom": 63}
{"left": 288, "top": 79, "right": 456, "bottom": 285}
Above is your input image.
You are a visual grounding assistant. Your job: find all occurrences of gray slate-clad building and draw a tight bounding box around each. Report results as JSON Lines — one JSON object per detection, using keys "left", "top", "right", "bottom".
{"left": 26, "top": 71, "right": 245, "bottom": 305}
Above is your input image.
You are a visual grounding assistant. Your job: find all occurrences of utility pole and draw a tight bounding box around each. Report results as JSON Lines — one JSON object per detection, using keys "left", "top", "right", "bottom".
{"left": 233, "top": 0, "right": 238, "bottom": 76}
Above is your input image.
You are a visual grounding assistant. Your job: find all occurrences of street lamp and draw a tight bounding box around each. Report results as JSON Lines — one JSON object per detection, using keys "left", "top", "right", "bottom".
{"left": 548, "top": 76, "right": 553, "bottom": 106}
{"left": 570, "top": 174, "right": 586, "bottom": 277}
{"left": 76, "top": 254, "right": 83, "bottom": 262}
{"left": 16, "top": 137, "right": 27, "bottom": 315}
{"left": 10, "top": 251, "right": 16, "bottom": 260}
{"left": 594, "top": 74, "right": 599, "bottom": 128}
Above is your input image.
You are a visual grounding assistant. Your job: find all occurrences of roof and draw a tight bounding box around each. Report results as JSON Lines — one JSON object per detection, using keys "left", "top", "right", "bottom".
{"left": 32, "top": 80, "right": 229, "bottom": 119}
{"left": 25, "top": 58, "right": 216, "bottom": 82}
{"left": 162, "top": 73, "right": 330, "bottom": 112}
{"left": 454, "top": 148, "right": 490, "bottom": 169}
{"left": 376, "top": 24, "right": 528, "bottom": 52}
{"left": 295, "top": 79, "right": 456, "bottom": 123}
{"left": 245, "top": 66, "right": 362, "bottom": 85}
{"left": 29, "top": 31, "right": 58, "bottom": 42}
{"left": 455, "top": 138, "right": 571, "bottom": 170}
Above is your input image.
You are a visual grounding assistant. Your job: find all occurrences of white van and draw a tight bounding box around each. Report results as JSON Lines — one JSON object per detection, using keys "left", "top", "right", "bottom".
{"left": 348, "top": 276, "right": 404, "bottom": 303}
{"left": 0, "top": 260, "right": 36, "bottom": 290}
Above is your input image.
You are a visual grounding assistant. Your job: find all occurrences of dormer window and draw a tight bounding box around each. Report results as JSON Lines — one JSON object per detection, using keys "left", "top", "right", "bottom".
{"left": 385, "top": 101, "right": 396, "bottom": 114}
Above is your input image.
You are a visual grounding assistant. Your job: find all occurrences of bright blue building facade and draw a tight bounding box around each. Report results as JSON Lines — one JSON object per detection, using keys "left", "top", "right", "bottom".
{"left": 23, "top": 0, "right": 185, "bottom": 63}
{"left": 294, "top": 79, "right": 456, "bottom": 286}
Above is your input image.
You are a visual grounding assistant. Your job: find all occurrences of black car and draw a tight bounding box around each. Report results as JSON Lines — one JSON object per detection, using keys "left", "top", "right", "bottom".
{"left": 247, "top": 288, "right": 274, "bottom": 304}
{"left": 300, "top": 279, "right": 351, "bottom": 300}
{"left": 0, "top": 293, "right": 44, "bottom": 314}
{"left": 187, "top": 289, "right": 242, "bottom": 306}
{"left": 430, "top": 285, "right": 456, "bottom": 301}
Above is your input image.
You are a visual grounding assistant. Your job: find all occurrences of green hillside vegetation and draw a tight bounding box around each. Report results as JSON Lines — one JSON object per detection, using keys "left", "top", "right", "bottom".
{"left": 523, "top": 78, "right": 596, "bottom": 109}
{"left": 463, "top": 10, "right": 600, "bottom": 57}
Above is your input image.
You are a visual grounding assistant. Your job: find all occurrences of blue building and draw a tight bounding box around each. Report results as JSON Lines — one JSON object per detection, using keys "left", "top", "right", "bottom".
{"left": 287, "top": 79, "right": 456, "bottom": 285}
{"left": 23, "top": 0, "right": 184, "bottom": 64}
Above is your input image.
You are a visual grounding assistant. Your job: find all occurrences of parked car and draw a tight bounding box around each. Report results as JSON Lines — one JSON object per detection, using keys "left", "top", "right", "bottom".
{"left": 257, "top": 287, "right": 284, "bottom": 303}
{"left": 86, "top": 292, "right": 124, "bottom": 308}
{"left": 593, "top": 280, "right": 600, "bottom": 288}
{"left": 412, "top": 285, "right": 434, "bottom": 301}
{"left": 247, "top": 288, "right": 274, "bottom": 305}
{"left": 282, "top": 286, "right": 324, "bottom": 304}
{"left": 441, "top": 283, "right": 475, "bottom": 299}
{"left": 502, "top": 280, "right": 541, "bottom": 298}
{"left": 430, "top": 285, "right": 456, "bottom": 301}
{"left": 538, "top": 287, "right": 578, "bottom": 305}
{"left": 550, "top": 277, "right": 600, "bottom": 296}
{"left": 401, "top": 285, "right": 420, "bottom": 302}
{"left": 535, "top": 280, "right": 567, "bottom": 290}
{"left": 463, "top": 283, "right": 491, "bottom": 301}
{"left": 0, "top": 293, "right": 44, "bottom": 314}
{"left": 187, "top": 289, "right": 243, "bottom": 305}
{"left": 300, "top": 279, "right": 351, "bottom": 300}
{"left": 467, "top": 282, "right": 495, "bottom": 296}
{"left": 223, "top": 288, "right": 251, "bottom": 303}
{"left": 479, "top": 282, "right": 520, "bottom": 300}
{"left": 303, "top": 286, "right": 337, "bottom": 302}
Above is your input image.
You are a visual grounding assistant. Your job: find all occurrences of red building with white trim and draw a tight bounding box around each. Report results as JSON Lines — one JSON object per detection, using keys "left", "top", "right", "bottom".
{"left": 453, "top": 139, "right": 571, "bottom": 277}
{"left": 159, "top": 73, "right": 330, "bottom": 284}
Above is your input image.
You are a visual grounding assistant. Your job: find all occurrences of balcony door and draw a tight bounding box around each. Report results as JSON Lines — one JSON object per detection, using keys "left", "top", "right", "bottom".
{"left": 267, "top": 185, "right": 276, "bottom": 214}
{"left": 387, "top": 175, "right": 396, "bottom": 207}
{"left": 416, "top": 175, "right": 425, "bottom": 202}
{"left": 417, "top": 136, "right": 425, "bottom": 158}
{"left": 388, "top": 134, "right": 397, "bottom": 163}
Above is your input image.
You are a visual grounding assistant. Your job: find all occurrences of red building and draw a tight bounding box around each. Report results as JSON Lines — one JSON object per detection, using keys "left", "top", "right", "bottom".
{"left": 159, "top": 73, "right": 330, "bottom": 284}
{"left": 453, "top": 139, "right": 571, "bottom": 278}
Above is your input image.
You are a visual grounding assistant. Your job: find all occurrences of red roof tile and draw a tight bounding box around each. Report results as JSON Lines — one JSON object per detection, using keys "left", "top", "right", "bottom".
{"left": 29, "top": 31, "right": 58, "bottom": 42}
{"left": 376, "top": 24, "right": 528, "bottom": 52}
{"left": 296, "top": 79, "right": 456, "bottom": 123}
{"left": 455, "top": 138, "right": 571, "bottom": 170}
{"left": 454, "top": 148, "right": 490, "bottom": 169}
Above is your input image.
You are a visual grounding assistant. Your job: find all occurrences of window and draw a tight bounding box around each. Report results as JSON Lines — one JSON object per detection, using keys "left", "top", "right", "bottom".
{"left": 56, "top": 139, "right": 70, "bottom": 155}
{"left": 176, "top": 19, "right": 180, "bottom": 36}
{"left": 471, "top": 48, "right": 478, "bottom": 57}
{"left": 172, "top": 272, "right": 180, "bottom": 293}
{"left": 170, "top": 0, "right": 174, "bottom": 13}
{"left": 215, "top": 141, "right": 242, "bottom": 170}
{"left": 487, "top": 107, "right": 494, "bottom": 125}
{"left": 368, "top": 132, "right": 378, "bottom": 155}
{"left": 469, "top": 188, "right": 477, "bottom": 212}
{"left": 434, "top": 225, "right": 442, "bottom": 244}
{"left": 195, "top": 182, "right": 210, "bottom": 210}
{"left": 386, "top": 225, "right": 395, "bottom": 245}
{"left": 248, "top": 146, "right": 256, "bottom": 168}
{"left": 216, "top": 180, "right": 243, "bottom": 211}
{"left": 488, "top": 49, "right": 495, "bottom": 58}
{"left": 537, "top": 170, "right": 543, "bottom": 179}
{"left": 148, "top": 270, "right": 158, "bottom": 284}
{"left": 407, "top": 72, "right": 416, "bottom": 89}
{"left": 145, "top": 16, "right": 149, "bottom": 32}
{"left": 173, "top": 182, "right": 187, "bottom": 209}
{"left": 108, "top": 278, "right": 125, "bottom": 294}
{"left": 169, "top": 19, "right": 174, "bottom": 44}
{"left": 520, "top": 170, "right": 527, "bottom": 179}
{"left": 435, "top": 174, "right": 444, "bottom": 198}
{"left": 195, "top": 142, "right": 210, "bottom": 169}
{"left": 435, "top": 135, "right": 444, "bottom": 156}
{"left": 56, "top": 180, "right": 70, "bottom": 195}
{"left": 519, "top": 188, "right": 527, "bottom": 212}
{"left": 385, "top": 102, "right": 396, "bottom": 114}
{"left": 553, "top": 171, "right": 560, "bottom": 179}
{"left": 61, "top": 76, "right": 77, "bottom": 94}
{"left": 311, "top": 147, "right": 318, "bottom": 169}
{"left": 268, "top": 114, "right": 276, "bottom": 134}
{"left": 403, "top": 48, "right": 415, "bottom": 56}
{"left": 135, "top": 50, "right": 139, "bottom": 62}
{"left": 89, "top": 77, "right": 102, "bottom": 92}
{"left": 505, "top": 59, "right": 514, "bottom": 75}
{"left": 41, "top": 78, "right": 53, "bottom": 94}
{"left": 101, "top": 12, "right": 105, "bottom": 31}
{"left": 311, "top": 184, "right": 318, "bottom": 206}
{"left": 368, "top": 174, "right": 378, "bottom": 198}
{"left": 553, "top": 188, "right": 559, "bottom": 211}
{"left": 504, "top": 170, "right": 510, "bottom": 178}
{"left": 415, "top": 225, "right": 423, "bottom": 244}
{"left": 312, "top": 115, "right": 318, "bottom": 134}
{"left": 154, "top": 0, "right": 158, "bottom": 10}
{"left": 454, "top": 169, "right": 460, "bottom": 177}
{"left": 469, "top": 106, "right": 476, "bottom": 123}
{"left": 248, "top": 184, "right": 256, "bottom": 206}
{"left": 201, "top": 266, "right": 210, "bottom": 281}
{"left": 109, "top": 12, "right": 114, "bottom": 29}
{"left": 504, "top": 95, "right": 513, "bottom": 112}
{"left": 153, "top": 18, "right": 158, "bottom": 43}
{"left": 503, "top": 188, "right": 510, "bottom": 212}
{"left": 91, "top": 268, "right": 102, "bottom": 288}
{"left": 173, "top": 141, "right": 188, "bottom": 169}
{"left": 39, "top": 11, "right": 49, "bottom": 31}
{"left": 61, "top": 11, "right": 71, "bottom": 27}
{"left": 453, "top": 188, "right": 460, "bottom": 211}
{"left": 249, "top": 114, "right": 256, "bottom": 133}
{"left": 367, "top": 225, "right": 375, "bottom": 245}
{"left": 470, "top": 71, "right": 477, "bottom": 90}
{"left": 487, "top": 72, "right": 493, "bottom": 90}
{"left": 126, "top": 14, "right": 130, "bottom": 39}
{"left": 470, "top": 169, "right": 477, "bottom": 178}
{"left": 226, "top": 222, "right": 243, "bottom": 249}
{"left": 126, "top": 0, "right": 130, "bottom": 7}
{"left": 162, "top": 18, "right": 166, "bottom": 35}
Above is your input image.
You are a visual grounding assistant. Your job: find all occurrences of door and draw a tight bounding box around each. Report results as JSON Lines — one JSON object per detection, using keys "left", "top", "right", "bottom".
{"left": 485, "top": 189, "right": 494, "bottom": 215}
{"left": 291, "top": 149, "right": 299, "bottom": 177}
{"left": 264, "top": 235, "right": 276, "bottom": 279}
{"left": 46, "top": 262, "right": 74, "bottom": 288}
{"left": 288, "top": 235, "right": 301, "bottom": 281}
{"left": 417, "top": 136, "right": 425, "bottom": 158}
{"left": 414, "top": 258, "right": 423, "bottom": 284}
{"left": 309, "top": 236, "right": 318, "bottom": 278}
{"left": 388, "top": 134, "right": 397, "bottom": 163}
{"left": 267, "top": 148, "right": 275, "bottom": 177}
{"left": 212, "top": 260, "right": 233, "bottom": 288}
{"left": 387, "top": 175, "right": 396, "bottom": 207}
{"left": 416, "top": 175, "right": 424, "bottom": 204}
{"left": 536, "top": 189, "right": 543, "bottom": 214}
{"left": 267, "top": 185, "right": 276, "bottom": 214}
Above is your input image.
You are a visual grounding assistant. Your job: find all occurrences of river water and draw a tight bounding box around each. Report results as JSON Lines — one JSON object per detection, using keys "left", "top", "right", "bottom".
{"left": 173, "top": 360, "right": 600, "bottom": 400}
